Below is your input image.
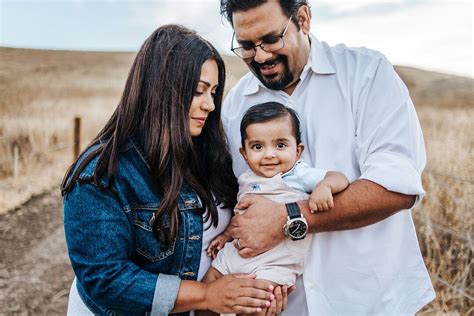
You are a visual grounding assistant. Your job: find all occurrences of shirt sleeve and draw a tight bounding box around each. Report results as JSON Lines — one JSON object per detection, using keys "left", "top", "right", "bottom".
{"left": 63, "top": 182, "right": 181, "bottom": 315}
{"left": 354, "top": 55, "right": 426, "bottom": 201}
{"left": 294, "top": 161, "right": 328, "bottom": 193}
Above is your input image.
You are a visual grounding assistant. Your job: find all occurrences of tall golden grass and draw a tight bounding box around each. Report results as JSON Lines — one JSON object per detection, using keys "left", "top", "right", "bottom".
{"left": 413, "top": 107, "right": 473, "bottom": 315}
{"left": 0, "top": 47, "right": 472, "bottom": 314}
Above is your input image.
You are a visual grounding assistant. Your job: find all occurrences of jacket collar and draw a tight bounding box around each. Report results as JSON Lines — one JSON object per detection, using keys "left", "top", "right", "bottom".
{"left": 127, "top": 134, "right": 151, "bottom": 170}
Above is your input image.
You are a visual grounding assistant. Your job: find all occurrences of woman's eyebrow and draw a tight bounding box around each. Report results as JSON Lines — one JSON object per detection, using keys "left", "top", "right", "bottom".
{"left": 199, "top": 80, "right": 218, "bottom": 88}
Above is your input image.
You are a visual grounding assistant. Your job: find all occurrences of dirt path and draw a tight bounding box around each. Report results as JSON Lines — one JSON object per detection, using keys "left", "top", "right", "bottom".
{"left": 0, "top": 188, "right": 73, "bottom": 315}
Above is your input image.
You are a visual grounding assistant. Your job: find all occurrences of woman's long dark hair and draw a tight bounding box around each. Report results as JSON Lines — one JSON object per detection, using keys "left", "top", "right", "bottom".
{"left": 61, "top": 25, "right": 238, "bottom": 247}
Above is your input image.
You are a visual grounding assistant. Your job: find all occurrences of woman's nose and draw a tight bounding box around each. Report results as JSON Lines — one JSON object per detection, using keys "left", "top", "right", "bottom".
{"left": 201, "top": 95, "right": 215, "bottom": 112}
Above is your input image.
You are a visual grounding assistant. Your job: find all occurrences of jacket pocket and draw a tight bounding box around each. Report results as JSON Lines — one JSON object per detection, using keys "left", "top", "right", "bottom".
{"left": 133, "top": 208, "right": 176, "bottom": 262}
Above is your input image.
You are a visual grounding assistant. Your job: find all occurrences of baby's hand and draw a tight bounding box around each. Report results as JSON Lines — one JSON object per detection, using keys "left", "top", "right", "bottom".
{"left": 207, "top": 233, "right": 232, "bottom": 259}
{"left": 309, "top": 184, "right": 334, "bottom": 213}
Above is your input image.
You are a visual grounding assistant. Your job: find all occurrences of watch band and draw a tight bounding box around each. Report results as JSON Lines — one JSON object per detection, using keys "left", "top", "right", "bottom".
{"left": 285, "top": 202, "right": 301, "bottom": 219}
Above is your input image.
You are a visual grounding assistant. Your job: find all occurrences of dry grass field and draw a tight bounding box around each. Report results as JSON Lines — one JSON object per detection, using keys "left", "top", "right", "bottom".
{"left": 0, "top": 47, "right": 472, "bottom": 314}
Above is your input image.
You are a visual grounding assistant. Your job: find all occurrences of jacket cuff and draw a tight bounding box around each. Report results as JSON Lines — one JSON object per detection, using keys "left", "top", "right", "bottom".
{"left": 150, "top": 274, "right": 181, "bottom": 316}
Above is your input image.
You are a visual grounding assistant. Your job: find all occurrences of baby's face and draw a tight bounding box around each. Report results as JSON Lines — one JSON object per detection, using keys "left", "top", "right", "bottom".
{"left": 240, "top": 116, "right": 303, "bottom": 178}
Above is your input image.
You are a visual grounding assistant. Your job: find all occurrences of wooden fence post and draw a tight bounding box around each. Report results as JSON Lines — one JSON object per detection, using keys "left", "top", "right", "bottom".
{"left": 74, "top": 117, "right": 81, "bottom": 159}
{"left": 13, "top": 144, "right": 19, "bottom": 181}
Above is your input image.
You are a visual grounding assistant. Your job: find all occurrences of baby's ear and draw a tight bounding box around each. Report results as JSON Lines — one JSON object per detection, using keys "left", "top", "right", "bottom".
{"left": 239, "top": 147, "right": 248, "bottom": 161}
{"left": 296, "top": 143, "right": 304, "bottom": 157}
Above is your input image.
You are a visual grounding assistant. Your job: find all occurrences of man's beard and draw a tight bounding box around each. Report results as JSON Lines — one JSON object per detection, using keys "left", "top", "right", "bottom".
{"left": 250, "top": 55, "right": 294, "bottom": 90}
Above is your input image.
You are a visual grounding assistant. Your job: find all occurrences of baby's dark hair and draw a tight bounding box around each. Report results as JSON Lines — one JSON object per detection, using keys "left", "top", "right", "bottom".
{"left": 240, "top": 102, "right": 301, "bottom": 148}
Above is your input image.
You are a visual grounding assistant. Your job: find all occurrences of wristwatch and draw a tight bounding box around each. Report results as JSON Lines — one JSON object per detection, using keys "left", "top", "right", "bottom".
{"left": 283, "top": 202, "right": 308, "bottom": 240}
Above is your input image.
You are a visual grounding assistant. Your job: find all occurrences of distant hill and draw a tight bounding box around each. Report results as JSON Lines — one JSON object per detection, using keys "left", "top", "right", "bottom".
{"left": 1, "top": 47, "right": 472, "bottom": 115}
{"left": 394, "top": 66, "right": 473, "bottom": 108}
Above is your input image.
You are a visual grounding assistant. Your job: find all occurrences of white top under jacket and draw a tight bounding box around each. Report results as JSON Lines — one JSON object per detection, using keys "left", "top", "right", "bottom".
{"left": 221, "top": 34, "right": 435, "bottom": 316}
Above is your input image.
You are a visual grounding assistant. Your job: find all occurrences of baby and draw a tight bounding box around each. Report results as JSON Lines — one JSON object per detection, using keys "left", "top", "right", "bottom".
{"left": 200, "top": 102, "right": 349, "bottom": 315}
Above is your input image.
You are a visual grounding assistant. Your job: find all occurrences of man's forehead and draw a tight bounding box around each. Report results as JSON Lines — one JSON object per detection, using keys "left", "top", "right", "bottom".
{"left": 232, "top": 1, "right": 287, "bottom": 40}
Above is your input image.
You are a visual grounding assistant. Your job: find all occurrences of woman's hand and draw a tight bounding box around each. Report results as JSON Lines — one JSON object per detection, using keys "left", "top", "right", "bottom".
{"left": 204, "top": 274, "right": 274, "bottom": 314}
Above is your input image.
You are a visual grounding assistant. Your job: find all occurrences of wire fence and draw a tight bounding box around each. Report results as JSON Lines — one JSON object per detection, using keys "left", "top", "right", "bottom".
{"left": 415, "top": 168, "right": 473, "bottom": 303}
{"left": 425, "top": 168, "right": 474, "bottom": 184}
{"left": 429, "top": 272, "right": 474, "bottom": 301}
{"left": 413, "top": 214, "right": 472, "bottom": 243}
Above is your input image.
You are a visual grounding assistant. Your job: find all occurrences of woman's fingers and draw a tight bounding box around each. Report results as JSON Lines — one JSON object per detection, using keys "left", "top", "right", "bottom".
{"left": 233, "top": 273, "right": 256, "bottom": 280}
{"left": 281, "top": 285, "right": 288, "bottom": 312}
{"left": 273, "top": 285, "right": 283, "bottom": 314}
{"left": 206, "top": 274, "right": 277, "bottom": 314}
{"left": 265, "top": 299, "right": 276, "bottom": 316}
{"left": 239, "top": 286, "right": 274, "bottom": 302}
{"left": 235, "top": 296, "right": 271, "bottom": 308}
{"left": 242, "top": 277, "right": 274, "bottom": 291}
{"left": 232, "top": 305, "right": 263, "bottom": 314}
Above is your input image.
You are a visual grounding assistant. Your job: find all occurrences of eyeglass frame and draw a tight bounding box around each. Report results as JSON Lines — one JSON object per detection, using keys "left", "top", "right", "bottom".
{"left": 230, "top": 15, "right": 293, "bottom": 59}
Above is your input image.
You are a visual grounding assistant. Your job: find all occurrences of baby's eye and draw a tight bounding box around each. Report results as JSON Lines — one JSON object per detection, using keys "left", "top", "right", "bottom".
{"left": 251, "top": 144, "right": 262, "bottom": 150}
{"left": 276, "top": 143, "right": 287, "bottom": 149}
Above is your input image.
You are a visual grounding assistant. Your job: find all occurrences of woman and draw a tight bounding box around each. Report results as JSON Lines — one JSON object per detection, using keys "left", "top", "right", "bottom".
{"left": 62, "top": 25, "right": 276, "bottom": 315}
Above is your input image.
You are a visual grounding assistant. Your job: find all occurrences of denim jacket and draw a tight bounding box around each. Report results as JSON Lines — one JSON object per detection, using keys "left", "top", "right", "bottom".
{"left": 63, "top": 137, "right": 204, "bottom": 315}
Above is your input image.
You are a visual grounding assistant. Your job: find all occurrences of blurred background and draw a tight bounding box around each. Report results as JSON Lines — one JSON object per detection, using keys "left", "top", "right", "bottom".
{"left": 0, "top": 0, "right": 472, "bottom": 314}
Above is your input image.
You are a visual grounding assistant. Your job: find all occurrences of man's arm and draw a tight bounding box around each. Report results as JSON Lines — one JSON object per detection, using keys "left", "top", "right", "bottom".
{"left": 306, "top": 179, "right": 415, "bottom": 233}
{"left": 231, "top": 179, "right": 415, "bottom": 258}
{"left": 231, "top": 56, "right": 424, "bottom": 258}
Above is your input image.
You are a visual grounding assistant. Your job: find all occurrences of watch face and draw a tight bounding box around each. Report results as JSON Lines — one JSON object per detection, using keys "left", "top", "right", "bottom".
{"left": 288, "top": 219, "right": 308, "bottom": 238}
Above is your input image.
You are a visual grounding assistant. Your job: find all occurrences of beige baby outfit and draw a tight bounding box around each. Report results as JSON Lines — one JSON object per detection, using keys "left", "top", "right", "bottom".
{"left": 211, "top": 160, "right": 327, "bottom": 285}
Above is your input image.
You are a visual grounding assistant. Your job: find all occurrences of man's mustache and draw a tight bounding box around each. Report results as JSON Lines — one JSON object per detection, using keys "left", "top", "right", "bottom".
{"left": 251, "top": 56, "right": 286, "bottom": 70}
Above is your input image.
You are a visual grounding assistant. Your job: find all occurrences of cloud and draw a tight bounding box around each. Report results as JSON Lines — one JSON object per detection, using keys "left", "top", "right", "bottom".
{"left": 312, "top": 1, "right": 472, "bottom": 77}
{"left": 127, "top": 1, "right": 233, "bottom": 52}
{"left": 1, "top": 0, "right": 471, "bottom": 76}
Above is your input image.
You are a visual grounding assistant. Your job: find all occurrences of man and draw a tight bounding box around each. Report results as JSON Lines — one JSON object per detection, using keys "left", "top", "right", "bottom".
{"left": 219, "top": 0, "right": 435, "bottom": 315}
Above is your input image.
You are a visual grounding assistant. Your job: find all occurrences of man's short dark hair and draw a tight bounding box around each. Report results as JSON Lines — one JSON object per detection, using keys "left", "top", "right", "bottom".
{"left": 220, "top": 0, "right": 310, "bottom": 27}
{"left": 240, "top": 101, "right": 302, "bottom": 148}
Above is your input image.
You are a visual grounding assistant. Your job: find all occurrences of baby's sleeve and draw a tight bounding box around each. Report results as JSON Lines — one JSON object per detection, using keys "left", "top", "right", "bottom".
{"left": 295, "top": 162, "right": 328, "bottom": 193}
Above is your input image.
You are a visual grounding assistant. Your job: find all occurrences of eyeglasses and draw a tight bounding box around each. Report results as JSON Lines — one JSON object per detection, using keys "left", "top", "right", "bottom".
{"left": 231, "top": 16, "right": 292, "bottom": 59}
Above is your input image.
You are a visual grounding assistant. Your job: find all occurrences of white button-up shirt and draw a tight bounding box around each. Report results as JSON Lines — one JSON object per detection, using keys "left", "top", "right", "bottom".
{"left": 222, "top": 34, "right": 435, "bottom": 315}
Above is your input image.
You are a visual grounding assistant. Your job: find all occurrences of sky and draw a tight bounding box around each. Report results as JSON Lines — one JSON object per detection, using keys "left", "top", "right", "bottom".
{"left": 1, "top": 0, "right": 472, "bottom": 77}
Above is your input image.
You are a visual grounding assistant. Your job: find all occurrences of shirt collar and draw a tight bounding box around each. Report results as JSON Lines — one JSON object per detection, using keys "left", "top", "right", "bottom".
{"left": 242, "top": 33, "right": 336, "bottom": 96}
{"left": 308, "top": 33, "right": 336, "bottom": 75}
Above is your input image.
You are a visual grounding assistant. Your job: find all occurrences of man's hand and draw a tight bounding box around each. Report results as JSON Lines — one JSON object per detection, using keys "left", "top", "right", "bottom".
{"left": 230, "top": 195, "right": 287, "bottom": 258}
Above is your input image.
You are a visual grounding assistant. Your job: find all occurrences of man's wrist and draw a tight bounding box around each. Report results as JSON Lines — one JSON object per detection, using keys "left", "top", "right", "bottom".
{"left": 278, "top": 203, "right": 288, "bottom": 239}
{"left": 283, "top": 202, "right": 309, "bottom": 240}
{"left": 296, "top": 200, "right": 316, "bottom": 234}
